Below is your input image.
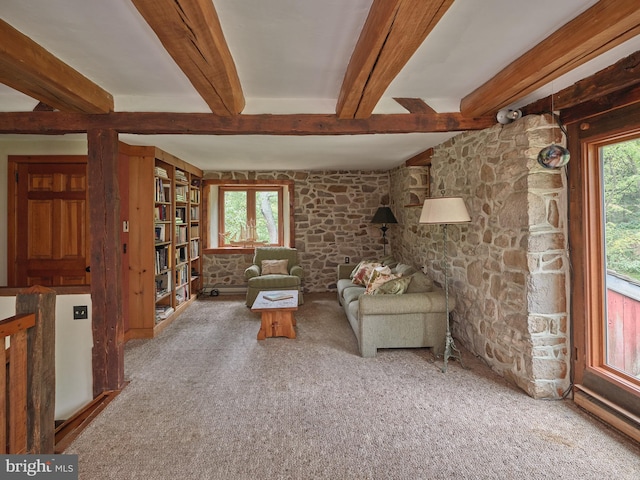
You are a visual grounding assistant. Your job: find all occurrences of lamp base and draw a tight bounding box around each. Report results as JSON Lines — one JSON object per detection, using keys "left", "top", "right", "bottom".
{"left": 441, "top": 332, "right": 465, "bottom": 373}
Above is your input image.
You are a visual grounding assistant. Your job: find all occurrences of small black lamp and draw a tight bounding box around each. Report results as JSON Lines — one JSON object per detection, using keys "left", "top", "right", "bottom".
{"left": 371, "top": 206, "right": 398, "bottom": 255}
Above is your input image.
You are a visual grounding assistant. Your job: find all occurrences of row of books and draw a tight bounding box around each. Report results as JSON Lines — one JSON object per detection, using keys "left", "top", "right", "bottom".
{"left": 176, "top": 245, "right": 188, "bottom": 265}
{"left": 176, "top": 185, "right": 188, "bottom": 203}
{"left": 190, "top": 206, "right": 199, "bottom": 221}
{"left": 155, "top": 204, "right": 169, "bottom": 221}
{"left": 176, "top": 225, "right": 188, "bottom": 244}
{"left": 190, "top": 239, "right": 199, "bottom": 258}
{"left": 176, "top": 207, "right": 187, "bottom": 224}
{"left": 155, "top": 246, "right": 169, "bottom": 274}
{"left": 155, "top": 224, "right": 169, "bottom": 243}
{"left": 176, "top": 264, "right": 189, "bottom": 287}
{"left": 155, "top": 177, "right": 170, "bottom": 203}
{"left": 190, "top": 189, "right": 200, "bottom": 204}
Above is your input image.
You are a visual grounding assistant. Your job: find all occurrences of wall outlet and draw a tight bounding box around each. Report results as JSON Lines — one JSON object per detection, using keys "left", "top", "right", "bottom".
{"left": 344, "top": 256, "right": 350, "bottom": 264}
{"left": 73, "top": 305, "right": 88, "bottom": 320}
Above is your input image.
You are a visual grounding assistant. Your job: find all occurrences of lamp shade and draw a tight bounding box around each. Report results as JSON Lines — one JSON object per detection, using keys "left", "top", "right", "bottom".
{"left": 419, "top": 197, "right": 471, "bottom": 224}
{"left": 371, "top": 206, "right": 398, "bottom": 224}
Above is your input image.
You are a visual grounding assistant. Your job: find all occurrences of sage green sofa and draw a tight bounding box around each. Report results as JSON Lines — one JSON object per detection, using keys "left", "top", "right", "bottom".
{"left": 244, "top": 247, "right": 304, "bottom": 306}
{"left": 336, "top": 260, "right": 452, "bottom": 358}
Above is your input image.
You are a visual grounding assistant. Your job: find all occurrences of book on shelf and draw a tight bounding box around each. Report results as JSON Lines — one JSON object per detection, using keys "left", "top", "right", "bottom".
{"left": 155, "top": 224, "right": 166, "bottom": 243}
{"left": 175, "top": 170, "right": 188, "bottom": 183}
{"left": 176, "top": 225, "right": 188, "bottom": 243}
{"left": 154, "top": 166, "right": 168, "bottom": 179}
{"left": 175, "top": 185, "right": 188, "bottom": 202}
{"left": 155, "top": 204, "right": 168, "bottom": 221}
{"left": 190, "top": 239, "right": 199, "bottom": 258}
{"left": 155, "top": 305, "right": 174, "bottom": 322}
{"left": 175, "top": 285, "right": 189, "bottom": 304}
{"left": 155, "top": 177, "right": 170, "bottom": 202}
{"left": 155, "top": 247, "right": 169, "bottom": 274}
{"left": 263, "top": 292, "right": 294, "bottom": 301}
{"left": 176, "top": 207, "right": 186, "bottom": 224}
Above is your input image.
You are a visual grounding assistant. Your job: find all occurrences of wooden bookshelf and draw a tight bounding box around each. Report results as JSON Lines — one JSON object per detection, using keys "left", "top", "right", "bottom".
{"left": 123, "top": 144, "right": 203, "bottom": 340}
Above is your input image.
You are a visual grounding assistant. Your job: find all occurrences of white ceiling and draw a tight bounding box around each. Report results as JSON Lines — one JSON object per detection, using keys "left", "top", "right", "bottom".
{"left": 2, "top": 0, "right": 640, "bottom": 170}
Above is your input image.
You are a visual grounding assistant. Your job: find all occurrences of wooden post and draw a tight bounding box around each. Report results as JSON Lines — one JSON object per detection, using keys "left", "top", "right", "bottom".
{"left": 87, "top": 129, "right": 125, "bottom": 396}
{"left": 15, "top": 285, "right": 56, "bottom": 454}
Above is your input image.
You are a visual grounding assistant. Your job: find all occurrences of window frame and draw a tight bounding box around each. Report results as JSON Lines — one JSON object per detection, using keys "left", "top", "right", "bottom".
{"left": 203, "top": 179, "right": 295, "bottom": 254}
{"left": 568, "top": 102, "right": 640, "bottom": 417}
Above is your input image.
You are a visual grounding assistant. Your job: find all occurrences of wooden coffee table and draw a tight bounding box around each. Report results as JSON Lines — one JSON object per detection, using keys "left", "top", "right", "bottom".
{"left": 251, "top": 290, "right": 299, "bottom": 340}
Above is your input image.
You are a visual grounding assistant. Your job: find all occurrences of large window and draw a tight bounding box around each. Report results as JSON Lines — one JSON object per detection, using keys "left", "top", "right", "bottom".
{"left": 204, "top": 180, "right": 294, "bottom": 253}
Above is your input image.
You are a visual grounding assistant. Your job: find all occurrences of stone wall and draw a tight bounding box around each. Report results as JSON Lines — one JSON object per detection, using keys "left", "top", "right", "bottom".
{"left": 390, "top": 115, "right": 570, "bottom": 399}
{"left": 202, "top": 170, "right": 389, "bottom": 292}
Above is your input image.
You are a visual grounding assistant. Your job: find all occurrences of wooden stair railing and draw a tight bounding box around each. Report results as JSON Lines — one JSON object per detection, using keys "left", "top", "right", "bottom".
{"left": 1, "top": 313, "right": 36, "bottom": 453}
{"left": 1, "top": 286, "right": 56, "bottom": 454}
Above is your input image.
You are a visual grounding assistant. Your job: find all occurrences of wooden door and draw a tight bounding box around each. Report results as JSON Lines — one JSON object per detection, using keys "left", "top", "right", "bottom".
{"left": 9, "top": 157, "right": 90, "bottom": 286}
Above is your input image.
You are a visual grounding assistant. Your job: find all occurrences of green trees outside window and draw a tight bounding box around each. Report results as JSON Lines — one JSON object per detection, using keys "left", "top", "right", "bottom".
{"left": 603, "top": 138, "right": 640, "bottom": 282}
{"left": 221, "top": 187, "right": 281, "bottom": 245}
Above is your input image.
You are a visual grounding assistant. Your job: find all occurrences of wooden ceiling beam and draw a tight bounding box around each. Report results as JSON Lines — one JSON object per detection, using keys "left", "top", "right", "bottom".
{"left": 561, "top": 82, "right": 640, "bottom": 125}
{"left": 405, "top": 148, "right": 433, "bottom": 166}
{"left": 131, "top": 0, "right": 244, "bottom": 116}
{"left": 0, "top": 111, "right": 495, "bottom": 135}
{"left": 0, "top": 19, "right": 113, "bottom": 114}
{"left": 521, "top": 50, "right": 640, "bottom": 115}
{"left": 460, "top": 0, "right": 640, "bottom": 117}
{"left": 336, "top": 0, "right": 454, "bottom": 119}
{"left": 394, "top": 98, "right": 437, "bottom": 114}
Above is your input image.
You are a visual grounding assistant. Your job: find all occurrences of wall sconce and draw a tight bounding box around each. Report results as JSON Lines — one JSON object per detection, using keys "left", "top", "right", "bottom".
{"left": 371, "top": 206, "right": 397, "bottom": 255}
{"left": 496, "top": 109, "right": 522, "bottom": 124}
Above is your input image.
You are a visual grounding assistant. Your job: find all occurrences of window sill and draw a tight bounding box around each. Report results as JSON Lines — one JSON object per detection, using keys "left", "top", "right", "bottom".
{"left": 205, "top": 247, "right": 256, "bottom": 255}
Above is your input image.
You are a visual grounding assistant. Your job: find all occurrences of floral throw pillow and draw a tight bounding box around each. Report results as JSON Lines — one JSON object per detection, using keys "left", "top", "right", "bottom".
{"left": 349, "top": 259, "right": 373, "bottom": 279}
{"left": 365, "top": 268, "right": 401, "bottom": 294}
{"left": 352, "top": 262, "right": 381, "bottom": 286}
{"left": 372, "top": 275, "right": 413, "bottom": 295}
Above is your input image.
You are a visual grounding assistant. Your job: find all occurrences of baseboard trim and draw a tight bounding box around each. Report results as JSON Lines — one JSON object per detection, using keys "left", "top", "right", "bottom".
{"left": 574, "top": 385, "right": 640, "bottom": 444}
{"left": 54, "top": 387, "right": 124, "bottom": 453}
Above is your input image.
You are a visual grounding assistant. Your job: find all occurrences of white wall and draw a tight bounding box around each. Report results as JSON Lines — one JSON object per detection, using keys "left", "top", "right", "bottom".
{"left": 0, "top": 135, "right": 88, "bottom": 285}
{"left": 0, "top": 293, "right": 93, "bottom": 420}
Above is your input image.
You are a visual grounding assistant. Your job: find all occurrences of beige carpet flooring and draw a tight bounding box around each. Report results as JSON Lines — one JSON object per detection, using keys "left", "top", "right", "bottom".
{"left": 66, "top": 293, "right": 640, "bottom": 479}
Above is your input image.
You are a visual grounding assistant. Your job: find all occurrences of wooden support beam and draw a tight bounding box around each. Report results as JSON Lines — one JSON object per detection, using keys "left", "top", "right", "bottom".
{"left": 16, "top": 286, "right": 56, "bottom": 454}
{"left": 131, "top": 0, "right": 244, "bottom": 116}
{"left": 0, "top": 111, "right": 495, "bottom": 135}
{"left": 405, "top": 148, "right": 433, "bottom": 166}
{"left": 394, "top": 98, "right": 437, "bottom": 114}
{"left": 336, "top": 0, "right": 453, "bottom": 119}
{"left": 460, "top": 0, "right": 640, "bottom": 117}
{"left": 522, "top": 50, "right": 640, "bottom": 116}
{"left": 32, "top": 102, "right": 54, "bottom": 112}
{"left": 561, "top": 82, "right": 640, "bottom": 125}
{"left": 0, "top": 19, "right": 113, "bottom": 114}
{"left": 87, "top": 129, "right": 125, "bottom": 396}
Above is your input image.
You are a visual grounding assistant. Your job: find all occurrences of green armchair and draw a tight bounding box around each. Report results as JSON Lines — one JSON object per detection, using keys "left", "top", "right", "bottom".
{"left": 244, "top": 247, "right": 304, "bottom": 306}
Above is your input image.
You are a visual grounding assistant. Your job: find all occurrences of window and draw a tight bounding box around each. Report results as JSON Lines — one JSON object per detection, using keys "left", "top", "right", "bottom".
{"left": 204, "top": 180, "right": 294, "bottom": 253}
